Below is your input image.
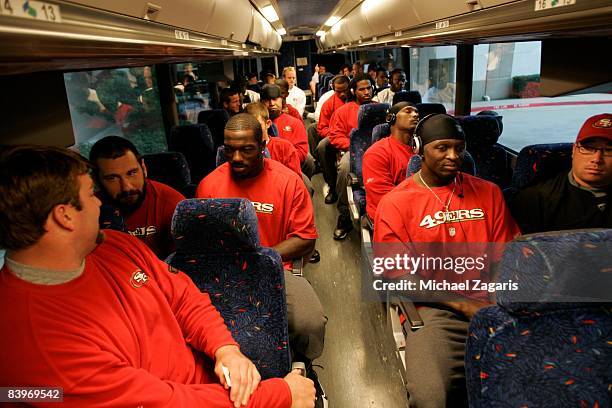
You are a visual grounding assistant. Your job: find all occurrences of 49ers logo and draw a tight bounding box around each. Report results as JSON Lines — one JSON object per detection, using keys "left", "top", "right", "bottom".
{"left": 130, "top": 269, "right": 149, "bottom": 288}
{"left": 252, "top": 201, "right": 274, "bottom": 214}
{"left": 128, "top": 225, "right": 157, "bottom": 237}
{"left": 420, "top": 209, "right": 485, "bottom": 229}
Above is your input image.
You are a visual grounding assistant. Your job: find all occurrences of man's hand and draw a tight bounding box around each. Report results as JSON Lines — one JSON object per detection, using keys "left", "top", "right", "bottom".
{"left": 444, "top": 300, "right": 491, "bottom": 320}
{"left": 284, "top": 369, "right": 315, "bottom": 408}
{"left": 214, "top": 345, "right": 261, "bottom": 408}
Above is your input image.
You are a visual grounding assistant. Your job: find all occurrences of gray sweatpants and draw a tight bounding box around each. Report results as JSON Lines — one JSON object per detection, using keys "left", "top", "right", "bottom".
{"left": 404, "top": 306, "right": 470, "bottom": 408}
{"left": 285, "top": 270, "right": 327, "bottom": 361}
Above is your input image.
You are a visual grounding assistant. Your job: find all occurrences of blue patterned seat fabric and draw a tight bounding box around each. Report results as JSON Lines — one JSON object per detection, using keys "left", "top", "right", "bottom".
{"left": 169, "top": 124, "right": 216, "bottom": 184}
{"left": 415, "top": 102, "right": 446, "bottom": 117}
{"left": 198, "top": 109, "right": 230, "bottom": 148}
{"left": 167, "top": 198, "right": 291, "bottom": 379}
{"left": 349, "top": 103, "right": 390, "bottom": 216}
{"left": 371, "top": 123, "right": 391, "bottom": 144}
{"left": 143, "top": 151, "right": 196, "bottom": 198}
{"left": 511, "top": 143, "right": 573, "bottom": 191}
{"left": 455, "top": 116, "right": 512, "bottom": 189}
{"left": 406, "top": 151, "right": 477, "bottom": 178}
{"left": 466, "top": 229, "right": 612, "bottom": 408}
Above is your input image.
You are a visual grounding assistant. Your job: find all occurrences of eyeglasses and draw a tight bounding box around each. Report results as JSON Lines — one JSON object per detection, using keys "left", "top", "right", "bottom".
{"left": 577, "top": 143, "right": 612, "bottom": 157}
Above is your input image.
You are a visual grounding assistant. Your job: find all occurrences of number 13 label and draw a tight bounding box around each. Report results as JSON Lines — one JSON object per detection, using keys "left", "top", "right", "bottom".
{"left": 0, "top": 0, "right": 62, "bottom": 23}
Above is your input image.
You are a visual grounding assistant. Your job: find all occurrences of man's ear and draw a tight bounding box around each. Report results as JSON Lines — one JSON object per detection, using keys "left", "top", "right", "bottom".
{"left": 140, "top": 159, "right": 148, "bottom": 179}
{"left": 265, "top": 119, "right": 272, "bottom": 129}
{"left": 50, "top": 203, "right": 76, "bottom": 231}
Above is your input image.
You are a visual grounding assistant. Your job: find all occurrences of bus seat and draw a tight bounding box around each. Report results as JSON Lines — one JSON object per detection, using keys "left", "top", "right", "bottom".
{"left": 167, "top": 198, "right": 291, "bottom": 379}
{"left": 347, "top": 103, "right": 390, "bottom": 223}
{"left": 197, "top": 109, "right": 230, "bottom": 148}
{"left": 142, "top": 151, "right": 196, "bottom": 198}
{"left": 99, "top": 203, "right": 126, "bottom": 232}
{"left": 169, "top": 124, "right": 216, "bottom": 184}
{"left": 465, "top": 228, "right": 612, "bottom": 408}
{"left": 511, "top": 143, "right": 573, "bottom": 192}
{"left": 415, "top": 103, "right": 446, "bottom": 117}
{"left": 456, "top": 115, "right": 512, "bottom": 189}
{"left": 392, "top": 90, "right": 422, "bottom": 105}
{"left": 371, "top": 123, "right": 391, "bottom": 144}
{"left": 406, "top": 151, "right": 477, "bottom": 178}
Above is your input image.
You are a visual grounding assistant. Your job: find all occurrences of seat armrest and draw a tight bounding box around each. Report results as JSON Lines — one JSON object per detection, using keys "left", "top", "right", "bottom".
{"left": 292, "top": 257, "right": 304, "bottom": 277}
{"left": 348, "top": 172, "right": 359, "bottom": 186}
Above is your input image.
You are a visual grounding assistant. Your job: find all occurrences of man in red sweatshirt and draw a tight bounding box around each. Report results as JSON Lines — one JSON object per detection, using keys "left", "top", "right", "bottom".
{"left": 326, "top": 74, "right": 373, "bottom": 240}
{"left": 0, "top": 145, "right": 315, "bottom": 408}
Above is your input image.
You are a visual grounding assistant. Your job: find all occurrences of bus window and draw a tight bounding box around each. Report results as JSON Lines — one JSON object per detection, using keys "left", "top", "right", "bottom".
{"left": 470, "top": 41, "right": 612, "bottom": 152}
{"left": 64, "top": 67, "right": 167, "bottom": 157}
{"left": 173, "top": 62, "right": 213, "bottom": 124}
{"left": 409, "top": 46, "right": 457, "bottom": 112}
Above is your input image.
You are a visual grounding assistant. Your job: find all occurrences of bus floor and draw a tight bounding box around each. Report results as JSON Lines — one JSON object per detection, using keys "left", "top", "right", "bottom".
{"left": 303, "top": 174, "right": 409, "bottom": 408}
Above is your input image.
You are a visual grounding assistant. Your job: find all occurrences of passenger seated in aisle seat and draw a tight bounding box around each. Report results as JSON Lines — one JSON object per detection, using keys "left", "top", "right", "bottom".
{"left": 90, "top": 136, "right": 185, "bottom": 260}
{"left": 262, "top": 85, "right": 315, "bottom": 179}
{"left": 362, "top": 102, "right": 419, "bottom": 220}
{"left": 0, "top": 145, "right": 315, "bottom": 408}
{"left": 374, "top": 114, "right": 520, "bottom": 408}
{"left": 275, "top": 78, "right": 302, "bottom": 121}
{"left": 196, "top": 113, "right": 327, "bottom": 363}
{"left": 327, "top": 74, "right": 374, "bottom": 240}
{"left": 512, "top": 113, "right": 612, "bottom": 233}
{"left": 220, "top": 88, "right": 242, "bottom": 117}
{"left": 283, "top": 66, "right": 306, "bottom": 117}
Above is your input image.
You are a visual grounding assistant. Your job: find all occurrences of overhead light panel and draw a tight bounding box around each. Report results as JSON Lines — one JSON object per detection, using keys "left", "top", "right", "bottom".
{"left": 316, "top": 31, "right": 326, "bottom": 37}
{"left": 324, "top": 16, "right": 340, "bottom": 26}
{"left": 261, "top": 5, "right": 279, "bottom": 22}
{"left": 277, "top": 27, "right": 286, "bottom": 35}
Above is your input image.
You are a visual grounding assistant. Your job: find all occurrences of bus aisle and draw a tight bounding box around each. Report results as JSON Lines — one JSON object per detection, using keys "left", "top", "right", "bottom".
{"left": 304, "top": 173, "right": 408, "bottom": 408}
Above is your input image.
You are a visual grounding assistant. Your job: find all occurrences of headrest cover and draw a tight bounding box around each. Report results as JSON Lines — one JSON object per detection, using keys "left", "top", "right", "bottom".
{"left": 456, "top": 115, "right": 501, "bottom": 146}
{"left": 357, "top": 103, "right": 390, "bottom": 130}
{"left": 172, "top": 198, "right": 260, "bottom": 253}
{"left": 393, "top": 90, "right": 422, "bottom": 105}
{"left": 420, "top": 114, "right": 465, "bottom": 146}
{"left": 575, "top": 113, "right": 612, "bottom": 144}
{"left": 260, "top": 85, "right": 282, "bottom": 100}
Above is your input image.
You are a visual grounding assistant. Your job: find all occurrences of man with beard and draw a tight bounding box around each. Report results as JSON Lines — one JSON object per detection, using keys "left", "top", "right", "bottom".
{"left": 373, "top": 69, "right": 406, "bottom": 105}
{"left": 0, "top": 145, "right": 315, "bottom": 408}
{"left": 90, "top": 136, "right": 185, "bottom": 259}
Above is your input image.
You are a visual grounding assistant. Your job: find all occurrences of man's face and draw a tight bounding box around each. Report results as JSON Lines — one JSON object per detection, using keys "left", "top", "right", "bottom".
{"left": 333, "top": 81, "right": 350, "bottom": 102}
{"left": 284, "top": 70, "right": 296, "bottom": 87}
{"left": 248, "top": 77, "right": 258, "bottom": 85}
{"left": 96, "top": 150, "right": 147, "bottom": 214}
{"left": 422, "top": 139, "right": 466, "bottom": 181}
{"left": 263, "top": 97, "right": 283, "bottom": 120}
{"left": 319, "top": 66, "right": 326, "bottom": 74}
{"left": 368, "top": 69, "right": 377, "bottom": 82}
{"left": 394, "top": 106, "right": 420, "bottom": 132}
{"left": 354, "top": 80, "right": 372, "bottom": 105}
{"left": 75, "top": 174, "right": 104, "bottom": 250}
{"left": 342, "top": 67, "right": 351, "bottom": 76}
{"left": 376, "top": 71, "right": 389, "bottom": 88}
{"left": 352, "top": 64, "right": 362, "bottom": 77}
{"left": 224, "top": 129, "right": 264, "bottom": 179}
{"left": 223, "top": 94, "right": 241, "bottom": 114}
{"left": 390, "top": 72, "right": 406, "bottom": 92}
{"left": 572, "top": 137, "right": 612, "bottom": 189}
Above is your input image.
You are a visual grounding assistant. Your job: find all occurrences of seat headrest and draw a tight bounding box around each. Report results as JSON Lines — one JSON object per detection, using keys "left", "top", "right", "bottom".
{"left": 172, "top": 198, "right": 260, "bottom": 253}
{"left": 393, "top": 90, "right": 422, "bottom": 105}
{"left": 415, "top": 103, "right": 447, "bottom": 117}
{"left": 456, "top": 116, "right": 501, "bottom": 147}
{"left": 497, "top": 228, "right": 612, "bottom": 313}
{"left": 198, "top": 109, "right": 230, "bottom": 125}
{"left": 512, "top": 143, "right": 573, "bottom": 190}
{"left": 143, "top": 151, "right": 192, "bottom": 186}
{"left": 99, "top": 204, "right": 126, "bottom": 232}
{"left": 170, "top": 124, "right": 214, "bottom": 148}
{"left": 406, "top": 150, "right": 477, "bottom": 177}
{"left": 358, "top": 103, "right": 390, "bottom": 130}
{"left": 371, "top": 123, "right": 391, "bottom": 144}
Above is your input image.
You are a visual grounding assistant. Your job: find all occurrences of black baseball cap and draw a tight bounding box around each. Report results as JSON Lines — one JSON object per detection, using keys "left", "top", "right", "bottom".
{"left": 260, "top": 84, "right": 282, "bottom": 100}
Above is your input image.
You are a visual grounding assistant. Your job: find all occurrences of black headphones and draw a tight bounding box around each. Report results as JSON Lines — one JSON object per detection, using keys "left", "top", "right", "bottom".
{"left": 386, "top": 111, "right": 397, "bottom": 125}
{"left": 411, "top": 113, "right": 467, "bottom": 155}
